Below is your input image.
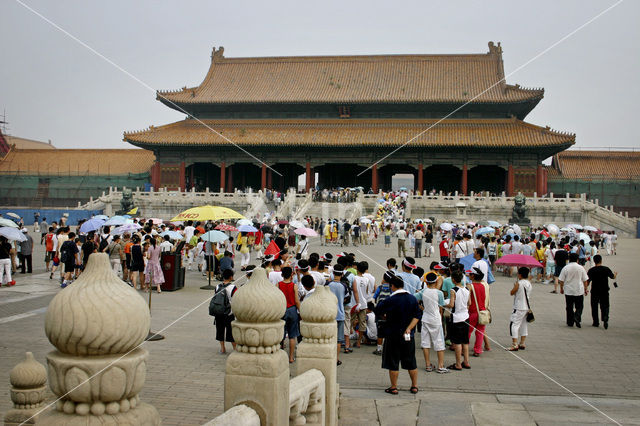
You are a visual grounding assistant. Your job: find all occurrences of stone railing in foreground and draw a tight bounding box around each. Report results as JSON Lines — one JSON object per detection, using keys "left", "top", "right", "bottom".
{"left": 4, "top": 253, "right": 160, "bottom": 425}
{"left": 205, "top": 269, "right": 338, "bottom": 426}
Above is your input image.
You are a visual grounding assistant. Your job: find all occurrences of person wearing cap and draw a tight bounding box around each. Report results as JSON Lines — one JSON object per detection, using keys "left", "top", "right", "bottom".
{"left": 414, "top": 272, "right": 448, "bottom": 373}
{"left": 467, "top": 267, "right": 488, "bottom": 357}
{"left": 396, "top": 257, "right": 421, "bottom": 295}
{"left": 445, "top": 270, "right": 471, "bottom": 370}
{"left": 327, "top": 264, "right": 346, "bottom": 365}
{"left": 374, "top": 274, "right": 422, "bottom": 394}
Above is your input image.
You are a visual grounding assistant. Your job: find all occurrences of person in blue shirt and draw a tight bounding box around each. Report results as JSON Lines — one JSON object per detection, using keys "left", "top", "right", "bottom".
{"left": 219, "top": 251, "right": 234, "bottom": 273}
{"left": 375, "top": 274, "right": 422, "bottom": 395}
{"left": 396, "top": 257, "right": 421, "bottom": 295}
{"left": 327, "top": 265, "right": 346, "bottom": 365}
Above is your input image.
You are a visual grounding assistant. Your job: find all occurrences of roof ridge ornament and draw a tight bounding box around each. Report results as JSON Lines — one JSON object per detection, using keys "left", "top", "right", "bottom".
{"left": 212, "top": 46, "right": 225, "bottom": 60}
{"left": 488, "top": 41, "right": 502, "bottom": 55}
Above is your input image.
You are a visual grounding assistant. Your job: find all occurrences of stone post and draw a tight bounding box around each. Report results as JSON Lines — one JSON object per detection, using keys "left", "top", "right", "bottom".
{"left": 225, "top": 268, "right": 289, "bottom": 426}
{"left": 297, "top": 285, "right": 339, "bottom": 426}
{"left": 4, "top": 352, "right": 49, "bottom": 425}
{"left": 40, "top": 253, "right": 160, "bottom": 424}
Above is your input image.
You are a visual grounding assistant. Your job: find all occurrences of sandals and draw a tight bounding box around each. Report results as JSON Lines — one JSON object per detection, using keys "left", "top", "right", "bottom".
{"left": 410, "top": 386, "right": 419, "bottom": 394}
{"left": 337, "top": 360, "right": 342, "bottom": 366}
{"left": 518, "top": 345, "right": 526, "bottom": 350}
{"left": 506, "top": 345, "right": 519, "bottom": 351}
{"left": 472, "top": 352, "right": 481, "bottom": 357}
{"left": 384, "top": 387, "right": 398, "bottom": 395}
{"left": 343, "top": 348, "right": 353, "bottom": 354}
{"left": 425, "top": 364, "right": 435, "bottom": 372}
{"left": 447, "top": 364, "right": 462, "bottom": 371}
{"left": 462, "top": 363, "right": 471, "bottom": 369}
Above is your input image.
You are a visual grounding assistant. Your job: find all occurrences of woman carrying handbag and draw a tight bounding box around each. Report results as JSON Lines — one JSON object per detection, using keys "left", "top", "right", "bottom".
{"left": 507, "top": 267, "right": 533, "bottom": 351}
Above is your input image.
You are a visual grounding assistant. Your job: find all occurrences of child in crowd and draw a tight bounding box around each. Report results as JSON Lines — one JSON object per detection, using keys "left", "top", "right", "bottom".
{"left": 415, "top": 272, "right": 449, "bottom": 373}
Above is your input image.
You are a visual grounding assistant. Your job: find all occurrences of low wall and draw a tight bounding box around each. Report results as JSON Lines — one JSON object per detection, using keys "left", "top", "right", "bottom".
{"left": 0, "top": 208, "right": 102, "bottom": 226}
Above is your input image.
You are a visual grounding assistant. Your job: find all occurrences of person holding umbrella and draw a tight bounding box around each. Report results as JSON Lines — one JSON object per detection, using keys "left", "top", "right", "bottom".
{"left": 507, "top": 267, "right": 533, "bottom": 351}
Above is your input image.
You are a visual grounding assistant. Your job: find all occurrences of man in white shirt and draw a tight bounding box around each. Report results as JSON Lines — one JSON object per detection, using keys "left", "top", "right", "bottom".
{"left": 396, "top": 227, "right": 407, "bottom": 258}
{"left": 510, "top": 236, "right": 523, "bottom": 255}
{"left": 558, "top": 252, "right": 589, "bottom": 328}
{"left": 354, "top": 262, "right": 375, "bottom": 347}
{"left": 471, "top": 247, "right": 489, "bottom": 282}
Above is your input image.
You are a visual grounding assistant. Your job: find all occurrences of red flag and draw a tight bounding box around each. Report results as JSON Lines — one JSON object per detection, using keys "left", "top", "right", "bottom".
{"left": 264, "top": 240, "right": 280, "bottom": 258}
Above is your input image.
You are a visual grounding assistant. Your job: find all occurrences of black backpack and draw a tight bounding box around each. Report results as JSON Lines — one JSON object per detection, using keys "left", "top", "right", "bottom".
{"left": 339, "top": 271, "right": 353, "bottom": 305}
{"left": 60, "top": 241, "right": 72, "bottom": 263}
{"left": 209, "top": 284, "right": 232, "bottom": 316}
{"left": 98, "top": 237, "right": 109, "bottom": 253}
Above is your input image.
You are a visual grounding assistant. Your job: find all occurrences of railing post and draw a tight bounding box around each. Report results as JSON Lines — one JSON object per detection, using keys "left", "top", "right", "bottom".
{"left": 297, "top": 285, "right": 339, "bottom": 426}
{"left": 33, "top": 253, "right": 160, "bottom": 424}
{"left": 4, "top": 352, "right": 48, "bottom": 424}
{"left": 226, "top": 268, "right": 289, "bottom": 425}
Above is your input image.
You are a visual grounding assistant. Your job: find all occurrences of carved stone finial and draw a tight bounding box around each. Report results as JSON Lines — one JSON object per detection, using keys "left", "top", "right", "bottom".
{"left": 45, "top": 253, "right": 150, "bottom": 356}
{"left": 232, "top": 268, "right": 285, "bottom": 324}
{"left": 42, "top": 253, "right": 160, "bottom": 424}
{"left": 9, "top": 352, "right": 47, "bottom": 409}
{"left": 300, "top": 285, "right": 337, "bottom": 324}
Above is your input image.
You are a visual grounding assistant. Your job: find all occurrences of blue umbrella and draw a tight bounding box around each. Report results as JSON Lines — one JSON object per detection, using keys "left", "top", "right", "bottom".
{"left": 80, "top": 218, "right": 105, "bottom": 233}
{"left": 459, "top": 254, "right": 495, "bottom": 284}
{"left": 475, "top": 226, "right": 495, "bottom": 237}
{"left": 201, "top": 230, "right": 229, "bottom": 243}
{"left": 111, "top": 223, "right": 142, "bottom": 235}
{"left": 105, "top": 216, "right": 127, "bottom": 226}
{"left": 160, "top": 230, "right": 183, "bottom": 240}
{"left": 238, "top": 225, "right": 258, "bottom": 233}
{"left": 94, "top": 215, "right": 108, "bottom": 220}
{"left": 487, "top": 220, "right": 501, "bottom": 227}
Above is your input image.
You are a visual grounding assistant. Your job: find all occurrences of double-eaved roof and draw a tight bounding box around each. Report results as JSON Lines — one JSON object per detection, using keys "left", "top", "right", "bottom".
{"left": 157, "top": 42, "right": 543, "bottom": 107}
{"left": 125, "top": 117, "right": 574, "bottom": 151}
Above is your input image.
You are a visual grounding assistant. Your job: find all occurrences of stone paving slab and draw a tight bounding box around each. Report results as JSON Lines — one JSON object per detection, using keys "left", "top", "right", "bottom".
{"left": 1, "top": 238, "right": 639, "bottom": 425}
{"left": 471, "top": 402, "right": 535, "bottom": 426}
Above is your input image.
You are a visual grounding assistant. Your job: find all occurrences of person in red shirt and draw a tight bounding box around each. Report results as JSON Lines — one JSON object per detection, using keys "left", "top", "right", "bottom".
{"left": 439, "top": 236, "right": 450, "bottom": 262}
{"left": 277, "top": 266, "right": 301, "bottom": 363}
{"left": 44, "top": 227, "right": 56, "bottom": 272}
{"left": 467, "top": 268, "right": 488, "bottom": 357}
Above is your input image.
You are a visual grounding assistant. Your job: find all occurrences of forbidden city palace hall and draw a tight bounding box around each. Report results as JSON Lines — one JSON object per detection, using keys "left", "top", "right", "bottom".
{"left": 124, "top": 42, "right": 575, "bottom": 195}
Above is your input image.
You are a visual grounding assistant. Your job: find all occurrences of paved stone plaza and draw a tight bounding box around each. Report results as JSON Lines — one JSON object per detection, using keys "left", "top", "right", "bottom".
{"left": 1, "top": 238, "right": 639, "bottom": 425}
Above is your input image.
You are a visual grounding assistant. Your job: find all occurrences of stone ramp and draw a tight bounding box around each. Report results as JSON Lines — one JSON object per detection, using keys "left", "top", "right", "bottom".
{"left": 339, "top": 388, "right": 636, "bottom": 425}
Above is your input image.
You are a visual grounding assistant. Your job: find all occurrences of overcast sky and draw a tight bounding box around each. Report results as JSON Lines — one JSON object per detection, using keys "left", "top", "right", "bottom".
{"left": 1, "top": 0, "right": 638, "bottom": 152}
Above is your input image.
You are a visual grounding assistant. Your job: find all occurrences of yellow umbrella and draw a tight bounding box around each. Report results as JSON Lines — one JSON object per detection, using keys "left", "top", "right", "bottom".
{"left": 171, "top": 205, "right": 245, "bottom": 222}
{"left": 127, "top": 207, "right": 139, "bottom": 215}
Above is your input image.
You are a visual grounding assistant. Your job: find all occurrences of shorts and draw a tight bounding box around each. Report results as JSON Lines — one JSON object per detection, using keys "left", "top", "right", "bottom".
{"left": 488, "top": 255, "right": 496, "bottom": 263}
{"left": 45, "top": 251, "right": 55, "bottom": 262}
{"left": 130, "top": 262, "right": 144, "bottom": 272}
{"left": 545, "top": 262, "right": 555, "bottom": 276}
{"left": 336, "top": 321, "right": 345, "bottom": 344}
{"left": 343, "top": 309, "right": 352, "bottom": 335}
{"left": 353, "top": 309, "right": 367, "bottom": 333}
{"left": 125, "top": 253, "right": 131, "bottom": 269}
{"left": 382, "top": 335, "right": 417, "bottom": 371}
{"left": 214, "top": 314, "right": 234, "bottom": 342}
{"left": 554, "top": 264, "right": 564, "bottom": 278}
{"left": 64, "top": 261, "right": 75, "bottom": 273}
{"left": 450, "top": 321, "right": 470, "bottom": 345}
{"left": 420, "top": 321, "right": 445, "bottom": 351}
{"left": 384, "top": 235, "right": 391, "bottom": 244}
{"left": 282, "top": 306, "right": 300, "bottom": 339}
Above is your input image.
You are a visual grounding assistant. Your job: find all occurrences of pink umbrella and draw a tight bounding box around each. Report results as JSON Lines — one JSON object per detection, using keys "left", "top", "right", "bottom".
{"left": 148, "top": 218, "right": 163, "bottom": 225}
{"left": 215, "top": 224, "right": 238, "bottom": 232}
{"left": 294, "top": 227, "right": 318, "bottom": 237}
{"left": 495, "top": 254, "right": 542, "bottom": 268}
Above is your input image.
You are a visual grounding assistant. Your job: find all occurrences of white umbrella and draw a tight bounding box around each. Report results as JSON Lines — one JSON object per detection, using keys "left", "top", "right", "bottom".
{"left": 359, "top": 218, "right": 372, "bottom": 224}
{"left": 578, "top": 232, "right": 591, "bottom": 245}
{"left": 237, "top": 219, "right": 252, "bottom": 226}
{"left": 546, "top": 224, "right": 560, "bottom": 235}
{"left": 289, "top": 220, "right": 306, "bottom": 229}
{"left": 423, "top": 218, "right": 433, "bottom": 223}
{"left": 0, "top": 227, "right": 27, "bottom": 242}
{"left": 560, "top": 227, "right": 570, "bottom": 232}
{"left": 567, "top": 224, "right": 583, "bottom": 230}
{"left": 105, "top": 216, "right": 127, "bottom": 226}
{"left": 511, "top": 224, "right": 522, "bottom": 235}
{"left": 111, "top": 223, "right": 142, "bottom": 235}
{"left": 583, "top": 225, "right": 598, "bottom": 232}
{"left": 0, "top": 218, "right": 19, "bottom": 228}
{"left": 6, "top": 212, "right": 21, "bottom": 219}
{"left": 440, "top": 223, "right": 453, "bottom": 231}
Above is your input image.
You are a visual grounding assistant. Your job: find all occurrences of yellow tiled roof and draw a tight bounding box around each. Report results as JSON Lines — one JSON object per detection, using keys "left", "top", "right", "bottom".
{"left": 552, "top": 151, "right": 640, "bottom": 180}
{"left": 124, "top": 118, "right": 575, "bottom": 148}
{"left": 0, "top": 149, "right": 155, "bottom": 176}
{"left": 157, "top": 43, "right": 543, "bottom": 105}
{"left": 5, "top": 136, "right": 56, "bottom": 150}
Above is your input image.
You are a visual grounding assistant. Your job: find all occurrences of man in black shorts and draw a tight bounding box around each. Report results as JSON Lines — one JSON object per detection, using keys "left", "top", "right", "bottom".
{"left": 374, "top": 275, "right": 422, "bottom": 395}
{"left": 60, "top": 232, "right": 79, "bottom": 288}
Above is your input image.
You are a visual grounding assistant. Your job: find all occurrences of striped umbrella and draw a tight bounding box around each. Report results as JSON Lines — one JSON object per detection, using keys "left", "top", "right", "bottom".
{"left": 215, "top": 224, "right": 238, "bottom": 232}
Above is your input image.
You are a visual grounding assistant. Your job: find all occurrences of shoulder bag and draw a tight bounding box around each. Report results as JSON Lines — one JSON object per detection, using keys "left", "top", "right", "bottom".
{"left": 524, "top": 286, "right": 535, "bottom": 323}
{"left": 470, "top": 283, "right": 491, "bottom": 325}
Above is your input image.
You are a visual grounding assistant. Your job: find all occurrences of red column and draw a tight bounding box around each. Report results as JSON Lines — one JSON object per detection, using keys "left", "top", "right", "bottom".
{"left": 219, "top": 162, "right": 226, "bottom": 193}
{"left": 536, "top": 164, "right": 544, "bottom": 195}
{"left": 179, "top": 161, "right": 186, "bottom": 191}
{"left": 226, "top": 165, "right": 233, "bottom": 192}
{"left": 261, "top": 164, "right": 267, "bottom": 190}
{"left": 310, "top": 167, "right": 315, "bottom": 189}
{"left": 305, "top": 162, "right": 311, "bottom": 192}
{"left": 372, "top": 164, "right": 378, "bottom": 193}
{"left": 507, "top": 165, "right": 515, "bottom": 196}
{"left": 417, "top": 163, "right": 424, "bottom": 194}
{"left": 190, "top": 165, "right": 194, "bottom": 190}
{"left": 461, "top": 164, "right": 468, "bottom": 195}
{"left": 151, "top": 161, "right": 160, "bottom": 191}
{"left": 267, "top": 168, "right": 272, "bottom": 188}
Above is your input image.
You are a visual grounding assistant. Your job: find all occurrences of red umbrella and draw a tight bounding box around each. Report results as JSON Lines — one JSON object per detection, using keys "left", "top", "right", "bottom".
{"left": 215, "top": 224, "right": 238, "bottom": 232}
{"left": 277, "top": 219, "right": 289, "bottom": 225}
{"left": 495, "top": 254, "right": 542, "bottom": 268}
